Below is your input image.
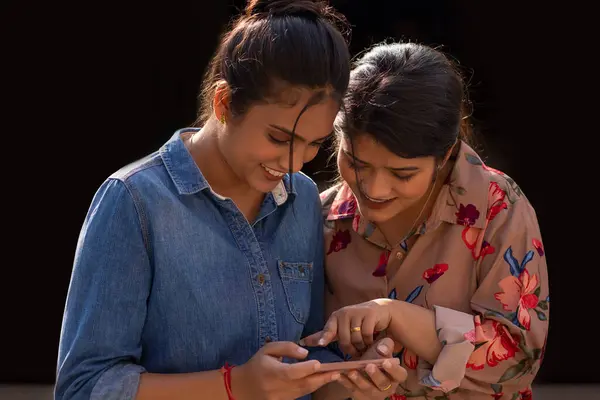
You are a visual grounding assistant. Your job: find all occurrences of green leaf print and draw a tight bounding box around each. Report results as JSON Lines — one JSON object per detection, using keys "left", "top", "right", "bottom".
{"left": 498, "top": 359, "right": 528, "bottom": 383}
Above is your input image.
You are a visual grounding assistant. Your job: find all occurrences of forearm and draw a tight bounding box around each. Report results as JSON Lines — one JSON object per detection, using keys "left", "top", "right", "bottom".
{"left": 136, "top": 369, "right": 234, "bottom": 400}
{"left": 388, "top": 300, "right": 442, "bottom": 365}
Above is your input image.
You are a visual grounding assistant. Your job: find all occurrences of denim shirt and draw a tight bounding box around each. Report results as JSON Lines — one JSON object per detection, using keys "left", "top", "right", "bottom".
{"left": 55, "top": 129, "right": 340, "bottom": 400}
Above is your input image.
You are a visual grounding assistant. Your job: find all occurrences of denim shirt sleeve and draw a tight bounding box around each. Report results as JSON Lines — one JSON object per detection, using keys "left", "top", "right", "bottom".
{"left": 303, "top": 190, "right": 343, "bottom": 364}
{"left": 55, "top": 178, "right": 151, "bottom": 400}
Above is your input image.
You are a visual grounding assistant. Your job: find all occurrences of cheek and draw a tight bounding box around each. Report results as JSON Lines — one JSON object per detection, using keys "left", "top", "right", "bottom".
{"left": 393, "top": 175, "right": 432, "bottom": 199}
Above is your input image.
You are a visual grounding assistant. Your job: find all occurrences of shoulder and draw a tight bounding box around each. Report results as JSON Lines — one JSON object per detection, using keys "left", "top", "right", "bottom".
{"left": 290, "top": 171, "right": 319, "bottom": 198}
{"left": 109, "top": 151, "right": 166, "bottom": 188}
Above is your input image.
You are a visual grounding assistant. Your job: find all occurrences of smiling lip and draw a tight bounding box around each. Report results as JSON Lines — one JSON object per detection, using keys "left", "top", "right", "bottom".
{"left": 361, "top": 193, "right": 396, "bottom": 210}
{"left": 261, "top": 164, "right": 286, "bottom": 181}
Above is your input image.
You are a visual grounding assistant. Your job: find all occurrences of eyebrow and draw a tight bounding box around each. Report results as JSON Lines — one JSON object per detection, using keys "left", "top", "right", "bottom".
{"left": 269, "top": 124, "right": 333, "bottom": 143}
{"left": 343, "top": 150, "right": 420, "bottom": 172}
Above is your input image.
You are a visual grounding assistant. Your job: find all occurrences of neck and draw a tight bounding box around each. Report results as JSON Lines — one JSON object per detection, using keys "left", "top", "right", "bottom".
{"left": 186, "top": 123, "right": 260, "bottom": 201}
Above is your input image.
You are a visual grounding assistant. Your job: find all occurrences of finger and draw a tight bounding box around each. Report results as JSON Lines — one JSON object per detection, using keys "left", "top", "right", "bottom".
{"left": 361, "top": 312, "right": 377, "bottom": 347}
{"left": 375, "top": 337, "right": 394, "bottom": 358}
{"left": 336, "top": 312, "right": 355, "bottom": 358}
{"left": 335, "top": 375, "right": 357, "bottom": 395}
{"left": 278, "top": 359, "right": 323, "bottom": 380}
{"left": 318, "top": 316, "right": 339, "bottom": 346}
{"left": 364, "top": 363, "right": 392, "bottom": 391}
{"left": 349, "top": 315, "right": 366, "bottom": 353}
{"left": 346, "top": 369, "right": 373, "bottom": 392}
{"left": 381, "top": 359, "right": 408, "bottom": 383}
{"left": 300, "top": 371, "right": 342, "bottom": 394}
{"left": 261, "top": 341, "right": 311, "bottom": 360}
{"left": 298, "top": 332, "right": 322, "bottom": 347}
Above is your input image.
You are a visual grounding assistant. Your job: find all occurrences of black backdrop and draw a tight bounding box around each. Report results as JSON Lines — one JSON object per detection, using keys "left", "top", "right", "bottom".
{"left": 2, "top": 0, "right": 595, "bottom": 386}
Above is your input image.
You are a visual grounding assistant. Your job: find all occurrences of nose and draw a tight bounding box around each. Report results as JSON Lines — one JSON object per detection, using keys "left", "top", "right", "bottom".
{"left": 359, "top": 170, "right": 393, "bottom": 200}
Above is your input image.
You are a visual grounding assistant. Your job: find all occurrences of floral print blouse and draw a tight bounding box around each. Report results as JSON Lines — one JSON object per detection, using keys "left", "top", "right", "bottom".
{"left": 320, "top": 141, "right": 549, "bottom": 400}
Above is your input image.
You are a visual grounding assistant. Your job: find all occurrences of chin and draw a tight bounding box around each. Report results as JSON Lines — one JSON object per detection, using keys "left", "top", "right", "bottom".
{"left": 356, "top": 205, "right": 396, "bottom": 223}
{"left": 250, "top": 176, "right": 282, "bottom": 194}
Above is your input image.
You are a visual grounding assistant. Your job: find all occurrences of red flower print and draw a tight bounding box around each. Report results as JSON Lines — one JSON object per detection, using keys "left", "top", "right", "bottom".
{"left": 422, "top": 263, "right": 449, "bottom": 284}
{"left": 532, "top": 238, "right": 544, "bottom": 256}
{"left": 467, "top": 318, "right": 520, "bottom": 370}
{"left": 494, "top": 269, "right": 540, "bottom": 330}
{"left": 402, "top": 348, "right": 418, "bottom": 369}
{"left": 488, "top": 182, "right": 508, "bottom": 220}
{"left": 491, "top": 394, "right": 503, "bottom": 399}
{"left": 390, "top": 395, "right": 407, "bottom": 400}
{"left": 460, "top": 182, "right": 508, "bottom": 260}
{"left": 327, "top": 229, "right": 351, "bottom": 255}
{"left": 462, "top": 227, "right": 495, "bottom": 261}
{"left": 372, "top": 250, "right": 390, "bottom": 277}
{"left": 519, "top": 388, "right": 533, "bottom": 400}
{"left": 456, "top": 203, "right": 480, "bottom": 226}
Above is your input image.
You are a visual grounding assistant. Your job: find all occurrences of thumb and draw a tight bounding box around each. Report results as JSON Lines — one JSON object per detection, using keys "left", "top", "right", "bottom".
{"left": 360, "top": 337, "right": 395, "bottom": 360}
{"left": 261, "top": 341, "right": 310, "bottom": 360}
{"left": 375, "top": 337, "right": 395, "bottom": 357}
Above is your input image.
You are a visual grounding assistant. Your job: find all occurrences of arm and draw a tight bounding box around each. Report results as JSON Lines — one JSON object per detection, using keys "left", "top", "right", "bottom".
{"left": 385, "top": 197, "right": 549, "bottom": 396}
{"left": 55, "top": 179, "right": 235, "bottom": 400}
{"left": 55, "top": 178, "right": 152, "bottom": 400}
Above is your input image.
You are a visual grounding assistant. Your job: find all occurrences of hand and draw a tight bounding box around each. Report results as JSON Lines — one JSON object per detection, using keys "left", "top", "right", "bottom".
{"left": 233, "top": 341, "right": 341, "bottom": 400}
{"left": 301, "top": 299, "right": 395, "bottom": 358}
{"left": 336, "top": 338, "right": 407, "bottom": 400}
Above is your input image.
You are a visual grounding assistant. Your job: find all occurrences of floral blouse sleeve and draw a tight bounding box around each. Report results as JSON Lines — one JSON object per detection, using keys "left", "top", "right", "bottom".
{"left": 420, "top": 187, "right": 549, "bottom": 398}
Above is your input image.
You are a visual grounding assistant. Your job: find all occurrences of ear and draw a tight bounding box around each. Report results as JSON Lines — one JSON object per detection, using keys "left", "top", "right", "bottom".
{"left": 213, "top": 80, "right": 231, "bottom": 123}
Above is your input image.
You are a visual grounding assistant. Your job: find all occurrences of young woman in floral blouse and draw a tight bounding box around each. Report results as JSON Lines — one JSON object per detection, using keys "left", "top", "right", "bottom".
{"left": 303, "top": 42, "right": 549, "bottom": 399}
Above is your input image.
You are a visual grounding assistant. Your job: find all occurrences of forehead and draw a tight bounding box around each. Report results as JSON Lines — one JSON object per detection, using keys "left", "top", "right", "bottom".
{"left": 244, "top": 87, "right": 340, "bottom": 139}
{"left": 341, "top": 134, "right": 431, "bottom": 167}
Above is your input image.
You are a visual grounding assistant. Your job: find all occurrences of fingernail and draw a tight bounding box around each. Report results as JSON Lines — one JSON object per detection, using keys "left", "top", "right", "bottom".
{"left": 318, "top": 338, "right": 326, "bottom": 346}
{"left": 298, "top": 347, "right": 309, "bottom": 356}
{"left": 298, "top": 339, "right": 306, "bottom": 346}
{"left": 349, "top": 372, "right": 357, "bottom": 380}
{"left": 331, "top": 373, "right": 341, "bottom": 381}
{"left": 383, "top": 360, "right": 391, "bottom": 368}
{"left": 313, "top": 362, "right": 321, "bottom": 372}
{"left": 367, "top": 365, "right": 376, "bottom": 374}
{"left": 377, "top": 343, "right": 389, "bottom": 354}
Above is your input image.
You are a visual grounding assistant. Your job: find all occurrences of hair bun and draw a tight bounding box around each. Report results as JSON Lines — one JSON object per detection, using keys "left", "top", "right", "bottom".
{"left": 245, "top": 0, "right": 327, "bottom": 19}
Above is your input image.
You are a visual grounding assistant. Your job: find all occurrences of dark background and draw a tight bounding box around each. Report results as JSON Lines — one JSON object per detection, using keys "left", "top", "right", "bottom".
{"left": 2, "top": 0, "right": 594, "bottom": 387}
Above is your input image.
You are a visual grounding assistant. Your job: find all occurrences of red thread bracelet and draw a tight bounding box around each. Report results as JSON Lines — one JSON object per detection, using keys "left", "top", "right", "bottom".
{"left": 220, "top": 362, "right": 236, "bottom": 400}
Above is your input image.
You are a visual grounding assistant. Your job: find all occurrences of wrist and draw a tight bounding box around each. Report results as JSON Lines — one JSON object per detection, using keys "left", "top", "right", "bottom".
{"left": 229, "top": 363, "right": 250, "bottom": 400}
{"left": 386, "top": 299, "right": 407, "bottom": 340}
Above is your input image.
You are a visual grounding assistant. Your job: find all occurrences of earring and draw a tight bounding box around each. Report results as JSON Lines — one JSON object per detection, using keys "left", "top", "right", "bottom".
{"left": 220, "top": 114, "right": 226, "bottom": 124}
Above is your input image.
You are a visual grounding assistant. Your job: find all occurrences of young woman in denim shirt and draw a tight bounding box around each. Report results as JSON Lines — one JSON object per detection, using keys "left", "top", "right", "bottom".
{"left": 55, "top": 1, "right": 407, "bottom": 399}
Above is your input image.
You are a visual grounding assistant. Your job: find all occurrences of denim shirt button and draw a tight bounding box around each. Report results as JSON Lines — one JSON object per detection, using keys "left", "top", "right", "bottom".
{"left": 258, "top": 274, "right": 265, "bottom": 285}
{"left": 265, "top": 336, "right": 272, "bottom": 343}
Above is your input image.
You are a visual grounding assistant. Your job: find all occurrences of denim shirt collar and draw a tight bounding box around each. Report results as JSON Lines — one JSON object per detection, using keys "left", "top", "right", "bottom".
{"left": 160, "top": 128, "right": 295, "bottom": 205}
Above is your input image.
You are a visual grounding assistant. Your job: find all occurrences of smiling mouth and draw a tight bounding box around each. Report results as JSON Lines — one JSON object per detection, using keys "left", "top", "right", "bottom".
{"left": 261, "top": 164, "right": 286, "bottom": 178}
{"left": 362, "top": 193, "right": 396, "bottom": 203}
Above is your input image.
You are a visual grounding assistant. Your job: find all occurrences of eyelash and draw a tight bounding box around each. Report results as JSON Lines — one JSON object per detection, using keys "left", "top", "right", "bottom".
{"left": 346, "top": 158, "right": 413, "bottom": 181}
{"left": 267, "top": 134, "right": 323, "bottom": 147}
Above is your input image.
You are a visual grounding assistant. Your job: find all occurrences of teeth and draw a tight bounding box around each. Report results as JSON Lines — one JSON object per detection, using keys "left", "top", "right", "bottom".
{"left": 364, "top": 193, "right": 393, "bottom": 203}
{"left": 262, "top": 164, "right": 285, "bottom": 177}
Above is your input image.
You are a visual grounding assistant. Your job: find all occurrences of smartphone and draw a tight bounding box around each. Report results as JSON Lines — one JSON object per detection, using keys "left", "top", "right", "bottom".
{"left": 318, "top": 358, "right": 399, "bottom": 372}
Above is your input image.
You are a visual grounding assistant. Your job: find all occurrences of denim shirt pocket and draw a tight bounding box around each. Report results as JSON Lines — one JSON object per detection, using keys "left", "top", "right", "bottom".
{"left": 277, "top": 260, "right": 313, "bottom": 324}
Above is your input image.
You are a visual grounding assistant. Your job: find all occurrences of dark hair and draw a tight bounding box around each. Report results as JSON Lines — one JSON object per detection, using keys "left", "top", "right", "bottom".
{"left": 335, "top": 41, "right": 473, "bottom": 161}
{"left": 196, "top": 0, "right": 351, "bottom": 124}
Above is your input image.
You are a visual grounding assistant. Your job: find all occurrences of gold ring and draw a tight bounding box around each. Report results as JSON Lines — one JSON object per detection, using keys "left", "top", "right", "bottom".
{"left": 350, "top": 326, "right": 361, "bottom": 333}
{"left": 381, "top": 383, "right": 392, "bottom": 391}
